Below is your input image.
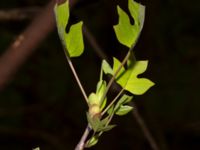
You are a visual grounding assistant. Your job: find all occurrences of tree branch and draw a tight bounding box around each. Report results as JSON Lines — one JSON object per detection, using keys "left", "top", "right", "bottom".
{"left": 0, "top": 0, "right": 78, "bottom": 91}
{"left": 0, "top": 0, "right": 55, "bottom": 90}
{"left": 75, "top": 124, "right": 91, "bottom": 150}
{"left": 0, "top": 7, "right": 41, "bottom": 21}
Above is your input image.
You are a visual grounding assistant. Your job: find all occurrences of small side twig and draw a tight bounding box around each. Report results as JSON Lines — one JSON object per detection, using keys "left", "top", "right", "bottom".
{"left": 101, "top": 88, "right": 124, "bottom": 116}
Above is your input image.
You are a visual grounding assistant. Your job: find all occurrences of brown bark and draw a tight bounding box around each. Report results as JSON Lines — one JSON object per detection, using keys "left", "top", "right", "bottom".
{"left": 0, "top": 0, "right": 77, "bottom": 91}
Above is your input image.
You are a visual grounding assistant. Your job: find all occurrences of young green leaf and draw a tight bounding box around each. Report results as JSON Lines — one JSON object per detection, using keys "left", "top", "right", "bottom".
{"left": 95, "top": 116, "right": 116, "bottom": 132}
{"left": 114, "top": 6, "right": 136, "bottom": 48}
{"left": 86, "top": 113, "right": 115, "bottom": 132}
{"left": 96, "top": 80, "right": 107, "bottom": 109}
{"left": 86, "top": 113, "right": 101, "bottom": 132}
{"left": 102, "top": 60, "right": 113, "bottom": 75}
{"left": 128, "top": 0, "right": 145, "bottom": 29}
{"left": 88, "top": 80, "right": 107, "bottom": 110}
{"left": 88, "top": 93, "right": 99, "bottom": 106}
{"left": 54, "top": 0, "right": 84, "bottom": 57}
{"left": 114, "top": 94, "right": 133, "bottom": 112}
{"left": 113, "top": 57, "right": 155, "bottom": 95}
{"left": 96, "top": 124, "right": 116, "bottom": 132}
{"left": 107, "top": 105, "right": 114, "bottom": 115}
{"left": 113, "top": 0, "right": 145, "bottom": 48}
{"left": 65, "top": 21, "right": 84, "bottom": 57}
{"left": 85, "top": 136, "right": 99, "bottom": 148}
{"left": 54, "top": 1, "right": 69, "bottom": 43}
{"left": 115, "top": 105, "right": 133, "bottom": 116}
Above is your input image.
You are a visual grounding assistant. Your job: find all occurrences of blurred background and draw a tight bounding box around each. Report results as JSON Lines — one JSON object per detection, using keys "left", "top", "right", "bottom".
{"left": 0, "top": 0, "right": 199, "bottom": 149}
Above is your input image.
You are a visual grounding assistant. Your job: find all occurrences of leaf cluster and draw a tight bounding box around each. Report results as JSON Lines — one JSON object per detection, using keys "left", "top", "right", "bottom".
{"left": 54, "top": 0, "right": 155, "bottom": 148}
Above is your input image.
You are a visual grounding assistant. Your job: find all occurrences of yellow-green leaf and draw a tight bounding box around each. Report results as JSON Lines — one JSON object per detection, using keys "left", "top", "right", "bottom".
{"left": 54, "top": 1, "right": 69, "bottom": 44}
{"left": 54, "top": 1, "right": 84, "bottom": 57}
{"left": 113, "top": 0, "right": 145, "bottom": 48}
{"left": 85, "top": 136, "right": 99, "bottom": 148}
{"left": 65, "top": 21, "right": 84, "bottom": 57}
{"left": 88, "top": 93, "right": 99, "bottom": 106}
{"left": 113, "top": 57, "right": 155, "bottom": 95}
{"left": 115, "top": 105, "right": 133, "bottom": 116}
{"left": 114, "top": 94, "right": 133, "bottom": 111}
{"left": 102, "top": 60, "right": 113, "bottom": 75}
{"left": 96, "top": 80, "right": 107, "bottom": 110}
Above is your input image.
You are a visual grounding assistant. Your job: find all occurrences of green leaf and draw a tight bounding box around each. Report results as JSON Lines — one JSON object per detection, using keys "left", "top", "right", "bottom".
{"left": 107, "top": 105, "right": 114, "bottom": 115}
{"left": 128, "top": 0, "right": 145, "bottom": 30}
{"left": 87, "top": 113, "right": 115, "bottom": 133}
{"left": 54, "top": 1, "right": 69, "bottom": 43}
{"left": 95, "top": 116, "right": 116, "bottom": 132}
{"left": 102, "top": 60, "right": 113, "bottom": 75}
{"left": 86, "top": 113, "right": 101, "bottom": 132}
{"left": 115, "top": 105, "right": 133, "bottom": 116}
{"left": 54, "top": 1, "right": 84, "bottom": 57}
{"left": 85, "top": 136, "right": 99, "bottom": 148}
{"left": 113, "top": 57, "right": 155, "bottom": 95}
{"left": 88, "top": 93, "right": 99, "bottom": 106}
{"left": 96, "top": 80, "right": 107, "bottom": 109}
{"left": 113, "top": 0, "right": 145, "bottom": 48}
{"left": 65, "top": 21, "right": 84, "bottom": 57}
{"left": 114, "top": 94, "right": 133, "bottom": 112}
{"left": 96, "top": 124, "right": 116, "bottom": 132}
{"left": 88, "top": 80, "right": 107, "bottom": 109}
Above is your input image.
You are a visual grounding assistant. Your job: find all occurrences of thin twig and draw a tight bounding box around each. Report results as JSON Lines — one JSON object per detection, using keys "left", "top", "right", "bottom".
{"left": 63, "top": 47, "right": 89, "bottom": 104}
{"left": 75, "top": 124, "right": 91, "bottom": 150}
{"left": 101, "top": 88, "right": 124, "bottom": 116}
{"left": 99, "top": 46, "right": 132, "bottom": 106}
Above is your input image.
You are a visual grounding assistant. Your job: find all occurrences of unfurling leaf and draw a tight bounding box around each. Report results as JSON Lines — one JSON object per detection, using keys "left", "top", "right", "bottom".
{"left": 114, "top": 94, "right": 133, "bottom": 116}
{"left": 88, "top": 80, "right": 107, "bottom": 110}
{"left": 88, "top": 93, "right": 99, "bottom": 106}
{"left": 102, "top": 60, "right": 113, "bottom": 75}
{"left": 87, "top": 112, "right": 115, "bottom": 133}
{"left": 113, "top": 0, "right": 145, "bottom": 48}
{"left": 114, "top": 94, "right": 133, "bottom": 111}
{"left": 85, "top": 136, "right": 99, "bottom": 148}
{"left": 96, "top": 124, "right": 116, "bottom": 132}
{"left": 95, "top": 116, "right": 116, "bottom": 132}
{"left": 86, "top": 113, "right": 101, "bottom": 132}
{"left": 54, "top": 0, "right": 84, "bottom": 57}
{"left": 107, "top": 105, "right": 114, "bottom": 115}
{"left": 54, "top": 1, "right": 69, "bottom": 42}
{"left": 96, "top": 80, "right": 107, "bottom": 109}
{"left": 115, "top": 105, "right": 133, "bottom": 116}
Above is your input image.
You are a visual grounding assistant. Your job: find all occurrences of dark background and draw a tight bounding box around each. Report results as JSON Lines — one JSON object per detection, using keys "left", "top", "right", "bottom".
{"left": 0, "top": 0, "right": 200, "bottom": 149}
